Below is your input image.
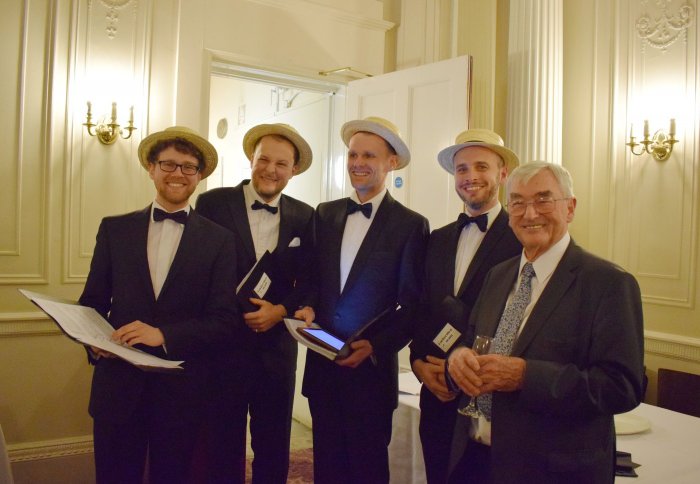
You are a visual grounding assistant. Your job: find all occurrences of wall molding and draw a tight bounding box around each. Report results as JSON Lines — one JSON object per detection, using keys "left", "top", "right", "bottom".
{"left": 645, "top": 329, "right": 700, "bottom": 363}
{"left": 7, "top": 434, "right": 93, "bottom": 462}
{"left": 0, "top": 312, "right": 58, "bottom": 337}
{"left": 245, "top": 0, "right": 394, "bottom": 31}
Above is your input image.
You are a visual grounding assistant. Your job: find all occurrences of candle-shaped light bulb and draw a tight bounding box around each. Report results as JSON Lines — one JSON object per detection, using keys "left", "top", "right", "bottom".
{"left": 111, "top": 102, "right": 117, "bottom": 122}
{"left": 629, "top": 123, "right": 634, "bottom": 139}
{"left": 87, "top": 101, "right": 92, "bottom": 117}
{"left": 643, "top": 120, "right": 649, "bottom": 138}
{"left": 129, "top": 105, "right": 134, "bottom": 124}
{"left": 670, "top": 118, "right": 676, "bottom": 138}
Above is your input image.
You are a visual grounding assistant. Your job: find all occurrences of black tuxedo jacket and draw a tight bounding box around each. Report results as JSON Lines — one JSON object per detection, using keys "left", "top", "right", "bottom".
{"left": 302, "top": 192, "right": 429, "bottom": 410}
{"left": 449, "top": 241, "right": 645, "bottom": 484}
{"left": 79, "top": 206, "right": 239, "bottom": 424}
{"left": 410, "top": 208, "right": 521, "bottom": 363}
{"left": 196, "top": 181, "right": 313, "bottom": 363}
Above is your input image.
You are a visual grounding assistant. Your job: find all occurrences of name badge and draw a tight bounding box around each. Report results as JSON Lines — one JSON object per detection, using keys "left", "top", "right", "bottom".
{"left": 253, "top": 272, "right": 272, "bottom": 298}
{"left": 433, "top": 323, "right": 461, "bottom": 353}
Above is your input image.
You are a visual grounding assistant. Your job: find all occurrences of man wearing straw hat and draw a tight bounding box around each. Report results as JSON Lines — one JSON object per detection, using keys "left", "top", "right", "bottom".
{"left": 79, "top": 126, "right": 239, "bottom": 484}
{"left": 196, "top": 123, "right": 314, "bottom": 483}
{"left": 408, "top": 129, "right": 521, "bottom": 483}
{"left": 295, "top": 116, "right": 429, "bottom": 483}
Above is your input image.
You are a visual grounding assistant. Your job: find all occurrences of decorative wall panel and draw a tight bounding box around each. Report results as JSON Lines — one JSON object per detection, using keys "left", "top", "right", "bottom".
{"left": 0, "top": 0, "right": 50, "bottom": 284}
{"left": 613, "top": 0, "right": 698, "bottom": 307}
{"left": 64, "top": 0, "right": 152, "bottom": 282}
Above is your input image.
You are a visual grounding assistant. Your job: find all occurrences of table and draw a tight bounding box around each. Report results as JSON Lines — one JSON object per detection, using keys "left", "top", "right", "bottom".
{"left": 389, "top": 374, "right": 700, "bottom": 483}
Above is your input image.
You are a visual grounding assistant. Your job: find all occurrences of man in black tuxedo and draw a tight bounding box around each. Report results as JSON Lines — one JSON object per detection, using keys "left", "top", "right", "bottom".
{"left": 295, "top": 116, "right": 429, "bottom": 484}
{"left": 447, "top": 162, "right": 645, "bottom": 484}
{"left": 79, "top": 126, "right": 239, "bottom": 484}
{"left": 409, "top": 129, "right": 521, "bottom": 484}
{"left": 195, "top": 123, "right": 314, "bottom": 483}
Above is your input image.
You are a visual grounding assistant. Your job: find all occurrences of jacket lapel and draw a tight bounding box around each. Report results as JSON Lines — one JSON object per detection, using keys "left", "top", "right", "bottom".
{"left": 324, "top": 200, "right": 347, "bottom": 297}
{"left": 477, "top": 259, "right": 519, "bottom": 338}
{"left": 456, "top": 209, "right": 510, "bottom": 297}
{"left": 511, "top": 240, "right": 580, "bottom": 356}
{"left": 230, "top": 181, "right": 256, "bottom": 262}
{"left": 276, "top": 194, "right": 294, "bottom": 253}
{"left": 157, "top": 209, "right": 201, "bottom": 299}
{"left": 136, "top": 206, "right": 156, "bottom": 301}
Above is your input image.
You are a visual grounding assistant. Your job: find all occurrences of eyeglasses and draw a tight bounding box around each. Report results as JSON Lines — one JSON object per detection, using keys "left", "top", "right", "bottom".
{"left": 506, "top": 197, "right": 570, "bottom": 216}
{"left": 156, "top": 160, "right": 200, "bottom": 175}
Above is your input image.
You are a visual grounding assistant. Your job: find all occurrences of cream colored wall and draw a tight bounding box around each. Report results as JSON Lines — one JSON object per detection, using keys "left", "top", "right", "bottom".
{"left": 560, "top": 0, "right": 700, "bottom": 402}
{"left": 397, "top": 0, "right": 700, "bottom": 403}
{"left": 0, "top": 0, "right": 392, "bottom": 478}
{"left": 3, "top": 0, "right": 700, "bottom": 479}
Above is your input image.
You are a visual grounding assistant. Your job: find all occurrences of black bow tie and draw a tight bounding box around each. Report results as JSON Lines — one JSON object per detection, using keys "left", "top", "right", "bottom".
{"left": 347, "top": 199, "right": 372, "bottom": 219}
{"left": 153, "top": 208, "right": 188, "bottom": 225}
{"left": 456, "top": 212, "right": 488, "bottom": 233}
{"left": 252, "top": 200, "right": 278, "bottom": 214}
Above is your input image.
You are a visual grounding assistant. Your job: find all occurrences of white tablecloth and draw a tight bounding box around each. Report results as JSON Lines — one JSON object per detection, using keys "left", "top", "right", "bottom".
{"left": 389, "top": 376, "right": 700, "bottom": 484}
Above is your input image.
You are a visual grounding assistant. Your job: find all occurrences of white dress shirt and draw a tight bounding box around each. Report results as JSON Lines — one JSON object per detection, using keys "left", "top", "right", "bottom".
{"left": 471, "top": 232, "right": 571, "bottom": 445}
{"left": 147, "top": 201, "right": 189, "bottom": 299}
{"left": 339, "top": 188, "right": 386, "bottom": 292}
{"left": 454, "top": 203, "right": 502, "bottom": 294}
{"left": 243, "top": 181, "right": 281, "bottom": 260}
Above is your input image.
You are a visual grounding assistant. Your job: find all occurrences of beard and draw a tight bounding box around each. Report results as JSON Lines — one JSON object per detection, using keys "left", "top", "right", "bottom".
{"left": 460, "top": 182, "right": 499, "bottom": 212}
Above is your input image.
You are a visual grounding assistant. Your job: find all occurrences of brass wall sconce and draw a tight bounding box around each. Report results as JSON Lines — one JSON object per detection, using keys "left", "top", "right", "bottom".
{"left": 83, "top": 102, "right": 136, "bottom": 145}
{"left": 626, "top": 119, "right": 678, "bottom": 162}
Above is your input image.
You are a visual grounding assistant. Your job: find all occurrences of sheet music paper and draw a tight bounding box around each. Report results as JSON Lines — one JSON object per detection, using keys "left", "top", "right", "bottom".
{"left": 19, "top": 289, "right": 184, "bottom": 370}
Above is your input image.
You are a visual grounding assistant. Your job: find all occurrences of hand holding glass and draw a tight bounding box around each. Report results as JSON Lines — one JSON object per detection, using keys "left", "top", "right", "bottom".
{"left": 457, "top": 335, "right": 493, "bottom": 418}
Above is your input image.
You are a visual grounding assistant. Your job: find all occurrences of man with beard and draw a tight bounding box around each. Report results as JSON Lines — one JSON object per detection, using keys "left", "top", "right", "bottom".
{"left": 80, "top": 126, "right": 239, "bottom": 484}
{"left": 196, "top": 123, "right": 314, "bottom": 483}
{"left": 409, "top": 129, "right": 521, "bottom": 483}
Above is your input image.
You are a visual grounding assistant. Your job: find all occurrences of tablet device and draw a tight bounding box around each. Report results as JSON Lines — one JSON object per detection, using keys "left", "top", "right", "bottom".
{"left": 296, "top": 327, "right": 345, "bottom": 353}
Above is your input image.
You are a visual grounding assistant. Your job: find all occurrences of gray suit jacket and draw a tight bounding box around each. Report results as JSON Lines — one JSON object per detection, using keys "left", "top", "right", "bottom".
{"left": 449, "top": 240, "right": 645, "bottom": 484}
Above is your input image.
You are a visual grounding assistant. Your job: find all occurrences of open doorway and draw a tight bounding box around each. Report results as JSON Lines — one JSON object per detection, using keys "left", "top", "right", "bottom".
{"left": 206, "top": 62, "right": 346, "bottom": 209}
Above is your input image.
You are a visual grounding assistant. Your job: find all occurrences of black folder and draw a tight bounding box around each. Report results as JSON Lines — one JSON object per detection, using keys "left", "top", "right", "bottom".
{"left": 236, "top": 250, "right": 282, "bottom": 313}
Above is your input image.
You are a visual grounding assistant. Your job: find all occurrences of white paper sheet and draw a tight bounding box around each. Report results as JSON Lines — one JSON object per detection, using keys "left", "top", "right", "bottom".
{"left": 398, "top": 370, "right": 422, "bottom": 395}
{"left": 19, "top": 289, "right": 184, "bottom": 370}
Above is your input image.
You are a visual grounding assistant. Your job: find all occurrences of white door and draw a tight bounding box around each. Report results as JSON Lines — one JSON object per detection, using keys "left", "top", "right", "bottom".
{"left": 345, "top": 56, "right": 472, "bottom": 230}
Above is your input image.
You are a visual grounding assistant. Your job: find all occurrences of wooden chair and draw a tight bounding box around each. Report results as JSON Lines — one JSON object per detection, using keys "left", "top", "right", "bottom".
{"left": 656, "top": 368, "right": 700, "bottom": 418}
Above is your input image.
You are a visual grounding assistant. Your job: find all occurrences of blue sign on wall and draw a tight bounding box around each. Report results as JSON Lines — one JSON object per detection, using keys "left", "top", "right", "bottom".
{"left": 394, "top": 176, "right": 403, "bottom": 188}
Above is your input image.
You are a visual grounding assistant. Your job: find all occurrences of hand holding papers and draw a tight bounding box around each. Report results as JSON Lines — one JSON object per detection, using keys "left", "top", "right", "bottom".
{"left": 19, "top": 289, "right": 183, "bottom": 371}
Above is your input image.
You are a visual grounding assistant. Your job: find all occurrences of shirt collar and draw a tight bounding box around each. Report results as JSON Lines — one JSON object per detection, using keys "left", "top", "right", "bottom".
{"left": 244, "top": 179, "right": 281, "bottom": 208}
{"left": 519, "top": 232, "right": 571, "bottom": 282}
{"left": 350, "top": 187, "right": 387, "bottom": 211}
{"left": 151, "top": 200, "right": 190, "bottom": 215}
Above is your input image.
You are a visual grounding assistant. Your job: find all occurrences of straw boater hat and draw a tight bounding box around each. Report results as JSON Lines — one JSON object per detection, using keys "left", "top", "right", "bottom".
{"left": 242, "top": 123, "right": 313, "bottom": 174}
{"left": 437, "top": 128, "right": 519, "bottom": 174}
{"left": 341, "top": 116, "right": 411, "bottom": 169}
{"left": 138, "top": 126, "right": 218, "bottom": 179}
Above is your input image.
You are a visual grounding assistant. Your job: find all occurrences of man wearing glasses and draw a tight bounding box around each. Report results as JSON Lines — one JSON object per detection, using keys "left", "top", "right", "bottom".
{"left": 409, "top": 129, "right": 521, "bottom": 484}
{"left": 446, "top": 162, "right": 644, "bottom": 483}
{"left": 80, "top": 126, "right": 239, "bottom": 484}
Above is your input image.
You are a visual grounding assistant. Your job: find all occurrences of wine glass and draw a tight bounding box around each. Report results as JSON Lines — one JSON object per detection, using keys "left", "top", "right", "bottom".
{"left": 457, "top": 335, "right": 493, "bottom": 418}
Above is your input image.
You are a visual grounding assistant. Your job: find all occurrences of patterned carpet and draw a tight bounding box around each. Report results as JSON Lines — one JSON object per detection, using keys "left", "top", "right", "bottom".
{"left": 245, "top": 448, "right": 313, "bottom": 483}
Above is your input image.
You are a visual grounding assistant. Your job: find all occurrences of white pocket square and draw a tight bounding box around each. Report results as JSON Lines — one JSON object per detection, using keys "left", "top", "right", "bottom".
{"left": 288, "top": 237, "right": 301, "bottom": 247}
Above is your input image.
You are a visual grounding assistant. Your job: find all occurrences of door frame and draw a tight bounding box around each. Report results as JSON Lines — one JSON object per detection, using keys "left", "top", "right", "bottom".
{"left": 208, "top": 60, "right": 347, "bottom": 202}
